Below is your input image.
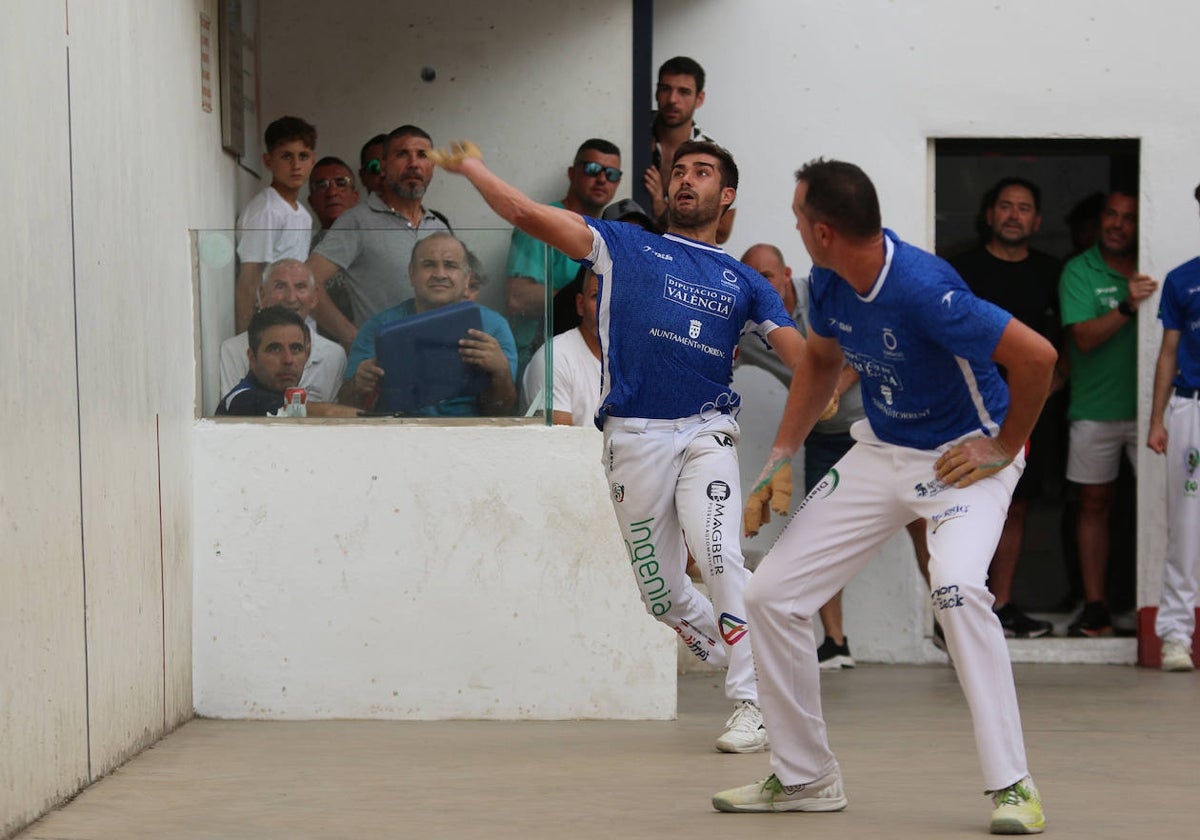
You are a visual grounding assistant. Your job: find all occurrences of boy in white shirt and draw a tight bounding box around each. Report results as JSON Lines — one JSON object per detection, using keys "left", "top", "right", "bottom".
{"left": 235, "top": 116, "right": 318, "bottom": 332}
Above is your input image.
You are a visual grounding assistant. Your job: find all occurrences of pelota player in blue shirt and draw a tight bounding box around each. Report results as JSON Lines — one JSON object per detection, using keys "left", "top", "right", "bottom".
{"left": 428, "top": 138, "right": 806, "bottom": 754}
{"left": 712, "top": 160, "right": 1057, "bottom": 836}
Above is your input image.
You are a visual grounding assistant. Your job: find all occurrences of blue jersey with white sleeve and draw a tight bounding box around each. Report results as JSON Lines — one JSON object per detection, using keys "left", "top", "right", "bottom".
{"left": 583, "top": 219, "right": 795, "bottom": 427}
{"left": 808, "top": 230, "right": 1012, "bottom": 450}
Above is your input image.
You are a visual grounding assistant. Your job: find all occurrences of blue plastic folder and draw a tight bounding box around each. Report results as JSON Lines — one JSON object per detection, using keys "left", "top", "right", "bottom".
{"left": 374, "top": 301, "right": 489, "bottom": 413}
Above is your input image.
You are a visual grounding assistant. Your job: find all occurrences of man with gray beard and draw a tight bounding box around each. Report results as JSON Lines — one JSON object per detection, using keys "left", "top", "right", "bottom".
{"left": 307, "top": 125, "right": 452, "bottom": 347}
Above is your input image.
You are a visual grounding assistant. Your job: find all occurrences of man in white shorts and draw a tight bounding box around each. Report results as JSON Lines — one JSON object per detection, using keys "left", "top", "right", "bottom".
{"left": 1146, "top": 182, "right": 1200, "bottom": 672}
{"left": 713, "top": 159, "right": 1056, "bottom": 834}
{"left": 428, "top": 138, "right": 805, "bottom": 753}
{"left": 1059, "top": 190, "right": 1158, "bottom": 636}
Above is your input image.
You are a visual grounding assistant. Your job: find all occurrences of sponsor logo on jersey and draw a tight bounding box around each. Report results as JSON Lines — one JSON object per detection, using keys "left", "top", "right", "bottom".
{"left": 707, "top": 480, "right": 731, "bottom": 501}
{"left": 844, "top": 349, "right": 903, "bottom": 389}
{"left": 720, "top": 268, "right": 740, "bottom": 288}
{"left": 931, "top": 504, "right": 970, "bottom": 533}
{"left": 663, "top": 274, "right": 734, "bottom": 319}
{"left": 704, "top": 488, "right": 730, "bottom": 575}
{"left": 647, "top": 327, "right": 726, "bottom": 358}
{"left": 827, "top": 317, "right": 853, "bottom": 333}
{"left": 611, "top": 482, "right": 624, "bottom": 503}
{"left": 930, "top": 584, "right": 964, "bottom": 611}
{"left": 880, "top": 384, "right": 895, "bottom": 405}
{"left": 689, "top": 319, "right": 702, "bottom": 338}
{"left": 882, "top": 328, "right": 898, "bottom": 351}
{"left": 711, "top": 434, "right": 733, "bottom": 447}
{"left": 626, "top": 517, "right": 672, "bottom": 616}
{"left": 720, "top": 612, "right": 748, "bottom": 645}
{"left": 642, "top": 244, "right": 674, "bottom": 261}
{"left": 941, "top": 290, "right": 956, "bottom": 307}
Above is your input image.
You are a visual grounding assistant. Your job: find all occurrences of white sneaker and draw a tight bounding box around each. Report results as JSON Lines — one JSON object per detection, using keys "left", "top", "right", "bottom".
{"left": 713, "top": 771, "right": 847, "bottom": 812}
{"left": 1161, "top": 639, "right": 1194, "bottom": 672}
{"left": 715, "top": 700, "right": 768, "bottom": 753}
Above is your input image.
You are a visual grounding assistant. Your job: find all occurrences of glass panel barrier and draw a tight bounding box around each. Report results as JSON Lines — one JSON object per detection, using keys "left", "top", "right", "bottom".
{"left": 193, "top": 227, "right": 562, "bottom": 423}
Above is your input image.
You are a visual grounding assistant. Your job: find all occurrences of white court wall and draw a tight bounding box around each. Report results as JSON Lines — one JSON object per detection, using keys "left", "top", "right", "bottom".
{"left": 1, "top": 1, "right": 239, "bottom": 835}
{"left": 192, "top": 423, "right": 675, "bottom": 721}
{"left": 255, "top": 0, "right": 635, "bottom": 314}
{"left": 654, "top": 0, "right": 1200, "bottom": 657}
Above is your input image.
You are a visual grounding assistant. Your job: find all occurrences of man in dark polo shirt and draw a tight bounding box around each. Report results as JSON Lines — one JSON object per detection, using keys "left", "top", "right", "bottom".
{"left": 217, "top": 306, "right": 357, "bottom": 417}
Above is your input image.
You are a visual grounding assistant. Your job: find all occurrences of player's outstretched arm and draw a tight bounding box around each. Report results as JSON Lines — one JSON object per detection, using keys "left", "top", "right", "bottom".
{"left": 428, "top": 141, "right": 595, "bottom": 261}
{"left": 936, "top": 318, "right": 1056, "bottom": 487}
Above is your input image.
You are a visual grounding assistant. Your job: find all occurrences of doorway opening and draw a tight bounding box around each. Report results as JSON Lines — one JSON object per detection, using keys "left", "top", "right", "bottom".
{"left": 933, "top": 137, "right": 1140, "bottom": 632}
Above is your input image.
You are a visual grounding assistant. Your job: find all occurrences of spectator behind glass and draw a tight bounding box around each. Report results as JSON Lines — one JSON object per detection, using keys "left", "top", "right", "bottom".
{"left": 340, "top": 233, "right": 517, "bottom": 416}
{"left": 465, "top": 248, "right": 488, "bottom": 302}
{"left": 308, "top": 156, "right": 360, "bottom": 329}
{"left": 235, "top": 116, "right": 318, "bottom": 333}
{"left": 219, "top": 258, "right": 347, "bottom": 403}
{"left": 521, "top": 270, "right": 602, "bottom": 424}
{"left": 359, "top": 133, "right": 387, "bottom": 196}
{"left": 505, "top": 138, "right": 621, "bottom": 380}
{"left": 307, "top": 125, "right": 452, "bottom": 349}
{"left": 308, "top": 156, "right": 359, "bottom": 230}
{"left": 216, "top": 306, "right": 356, "bottom": 418}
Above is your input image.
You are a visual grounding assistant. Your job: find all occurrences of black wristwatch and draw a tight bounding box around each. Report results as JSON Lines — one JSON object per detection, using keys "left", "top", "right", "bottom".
{"left": 1117, "top": 299, "right": 1136, "bottom": 317}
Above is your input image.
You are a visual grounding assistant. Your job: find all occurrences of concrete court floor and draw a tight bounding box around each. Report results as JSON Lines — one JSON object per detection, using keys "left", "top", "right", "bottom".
{"left": 17, "top": 664, "right": 1198, "bottom": 840}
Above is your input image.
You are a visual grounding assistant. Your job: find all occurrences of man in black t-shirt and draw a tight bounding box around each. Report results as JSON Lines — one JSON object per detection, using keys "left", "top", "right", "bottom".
{"left": 950, "top": 177, "right": 1064, "bottom": 638}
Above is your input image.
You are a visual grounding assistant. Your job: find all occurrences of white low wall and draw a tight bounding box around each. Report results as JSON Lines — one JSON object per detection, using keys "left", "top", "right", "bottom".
{"left": 193, "top": 421, "right": 675, "bottom": 720}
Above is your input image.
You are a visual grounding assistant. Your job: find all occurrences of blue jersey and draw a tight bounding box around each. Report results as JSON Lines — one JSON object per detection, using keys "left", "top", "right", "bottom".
{"left": 583, "top": 220, "right": 794, "bottom": 426}
{"left": 1159, "top": 257, "right": 1200, "bottom": 390}
{"left": 808, "top": 230, "right": 1012, "bottom": 451}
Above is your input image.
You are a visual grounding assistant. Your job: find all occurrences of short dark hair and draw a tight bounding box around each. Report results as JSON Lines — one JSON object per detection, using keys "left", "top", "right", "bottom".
{"left": 1109, "top": 185, "right": 1138, "bottom": 203}
{"left": 658, "top": 56, "right": 706, "bottom": 92}
{"left": 987, "top": 176, "right": 1041, "bottom": 213}
{"left": 575, "top": 138, "right": 621, "bottom": 161}
{"left": 794, "top": 158, "right": 881, "bottom": 240}
{"left": 360, "top": 133, "right": 387, "bottom": 169}
{"left": 264, "top": 116, "right": 317, "bottom": 152}
{"left": 248, "top": 306, "right": 309, "bottom": 355}
{"left": 385, "top": 125, "right": 432, "bottom": 156}
{"left": 311, "top": 156, "right": 354, "bottom": 178}
{"left": 673, "top": 140, "right": 738, "bottom": 191}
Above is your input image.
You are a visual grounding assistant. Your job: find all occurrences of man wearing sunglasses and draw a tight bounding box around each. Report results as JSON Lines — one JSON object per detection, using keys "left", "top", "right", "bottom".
{"left": 307, "top": 157, "right": 361, "bottom": 330}
{"left": 505, "top": 138, "right": 622, "bottom": 378}
{"left": 307, "top": 157, "right": 360, "bottom": 231}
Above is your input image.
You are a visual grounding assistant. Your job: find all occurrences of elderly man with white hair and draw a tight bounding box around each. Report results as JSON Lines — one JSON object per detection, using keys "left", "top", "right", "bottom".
{"left": 219, "top": 257, "right": 347, "bottom": 403}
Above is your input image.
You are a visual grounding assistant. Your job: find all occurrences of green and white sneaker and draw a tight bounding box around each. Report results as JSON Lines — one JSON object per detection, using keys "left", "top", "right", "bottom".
{"left": 987, "top": 776, "right": 1045, "bottom": 834}
{"left": 712, "top": 772, "right": 847, "bottom": 812}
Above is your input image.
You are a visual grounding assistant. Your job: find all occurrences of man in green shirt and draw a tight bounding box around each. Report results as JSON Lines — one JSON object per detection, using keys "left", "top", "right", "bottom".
{"left": 1059, "top": 189, "right": 1158, "bottom": 636}
{"left": 505, "top": 138, "right": 622, "bottom": 378}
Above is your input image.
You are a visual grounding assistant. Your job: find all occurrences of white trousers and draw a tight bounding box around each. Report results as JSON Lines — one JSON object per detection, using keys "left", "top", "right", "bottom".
{"left": 746, "top": 422, "right": 1029, "bottom": 791}
{"left": 603, "top": 413, "right": 757, "bottom": 702}
{"left": 1156, "top": 394, "right": 1200, "bottom": 645}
